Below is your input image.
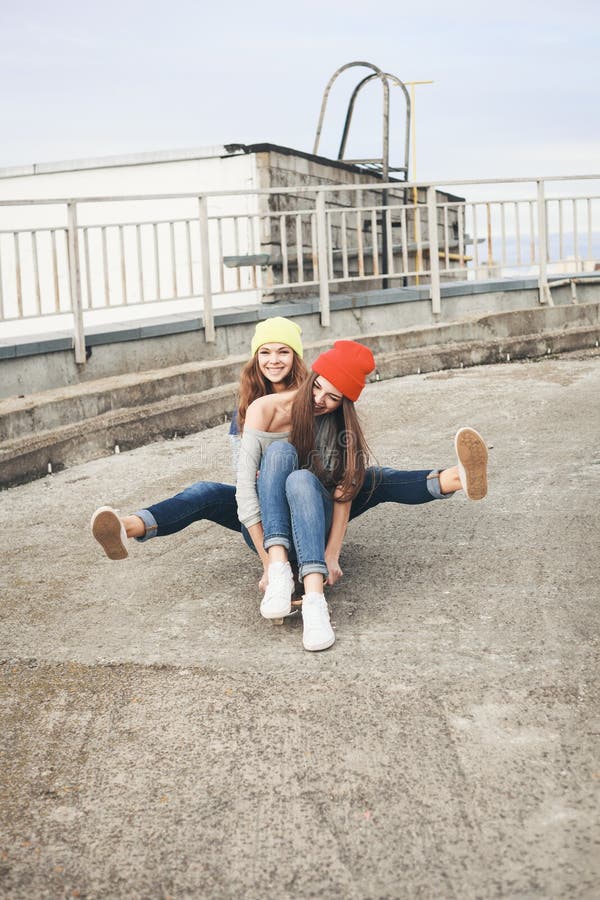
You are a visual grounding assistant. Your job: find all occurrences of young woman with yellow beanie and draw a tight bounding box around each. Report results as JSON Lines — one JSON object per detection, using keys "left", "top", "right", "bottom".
{"left": 236, "top": 340, "right": 488, "bottom": 652}
{"left": 90, "top": 317, "right": 306, "bottom": 559}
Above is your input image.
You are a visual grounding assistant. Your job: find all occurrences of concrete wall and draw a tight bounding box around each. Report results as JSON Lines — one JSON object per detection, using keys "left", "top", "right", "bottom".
{"left": 255, "top": 147, "right": 464, "bottom": 298}
{"left": 0, "top": 144, "right": 465, "bottom": 339}
{"left": 0, "top": 148, "right": 257, "bottom": 203}
{"left": 0, "top": 148, "right": 264, "bottom": 326}
{"left": 2, "top": 276, "right": 598, "bottom": 400}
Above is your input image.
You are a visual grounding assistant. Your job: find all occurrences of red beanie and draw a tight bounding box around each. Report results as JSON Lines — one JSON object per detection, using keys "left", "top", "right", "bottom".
{"left": 312, "top": 340, "right": 376, "bottom": 402}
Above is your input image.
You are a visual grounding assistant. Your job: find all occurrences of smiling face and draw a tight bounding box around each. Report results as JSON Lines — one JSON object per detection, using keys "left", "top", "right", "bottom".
{"left": 256, "top": 343, "right": 295, "bottom": 389}
{"left": 312, "top": 374, "right": 343, "bottom": 416}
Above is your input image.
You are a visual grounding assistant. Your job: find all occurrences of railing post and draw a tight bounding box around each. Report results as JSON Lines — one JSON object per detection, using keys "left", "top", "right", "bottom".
{"left": 66, "top": 201, "right": 86, "bottom": 364}
{"left": 537, "top": 179, "right": 552, "bottom": 305}
{"left": 198, "top": 195, "right": 215, "bottom": 342}
{"left": 316, "top": 191, "right": 330, "bottom": 327}
{"left": 426, "top": 186, "right": 441, "bottom": 316}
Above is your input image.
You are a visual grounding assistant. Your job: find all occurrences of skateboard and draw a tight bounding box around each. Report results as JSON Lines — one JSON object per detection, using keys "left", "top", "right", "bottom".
{"left": 272, "top": 595, "right": 303, "bottom": 626}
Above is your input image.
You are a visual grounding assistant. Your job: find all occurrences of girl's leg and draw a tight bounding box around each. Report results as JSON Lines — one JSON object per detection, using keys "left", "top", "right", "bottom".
{"left": 91, "top": 482, "right": 240, "bottom": 560}
{"left": 258, "top": 441, "right": 298, "bottom": 557}
{"left": 137, "top": 482, "right": 240, "bottom": 538}
{"left": 439, "top": 468, "right": 462, "bottom": 494}
{"left": 284, "top": 470, "right": 335, "bottom": 652}
{"left": 349, "top": 467, "right": 444, "bottom": 521}
{"left": 350, "top": 427, "right": 488, "bottom": 520}
{"left": 257, "top": 441, "right": 298, "bottom": 618}
{"left": 285, "top": 469, "right": 332, "bottom": 582}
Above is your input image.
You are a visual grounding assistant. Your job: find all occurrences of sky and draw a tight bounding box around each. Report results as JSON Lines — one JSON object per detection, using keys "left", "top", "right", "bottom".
{"left": 1, "top": 0, "right": 599, "bottom": 183}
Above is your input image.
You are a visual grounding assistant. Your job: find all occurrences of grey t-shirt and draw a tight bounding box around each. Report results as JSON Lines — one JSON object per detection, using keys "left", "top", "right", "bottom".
{"left": 235, "top": 427, "right": 290, "bottom": 528}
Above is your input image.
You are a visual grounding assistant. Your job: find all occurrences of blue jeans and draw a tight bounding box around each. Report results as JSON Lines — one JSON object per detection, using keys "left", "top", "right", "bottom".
{"left": 134, "top": 481, "right": 259, "bottom": 553}
{"left": 349, "top": 465, "right": 447, "bottom": 516}
{"left": 134, "top": 482, "right": 242, "bottom": 540}
{"left": 133, "top": 446, "right": 449, "bottom": 563}
{"left": 258, "top": 447, "right": 334, "bottom": 580}
{"left": 258, "top": 441, "right": 449, "bottom": 580}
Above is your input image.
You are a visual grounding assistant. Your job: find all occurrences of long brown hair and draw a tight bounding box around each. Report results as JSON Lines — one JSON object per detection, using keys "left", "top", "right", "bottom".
{"left": 237, "top": 351, "right": 307, "bottom": 431}
{"left": 290, "top": 372, "right": 371, "bottom": 501}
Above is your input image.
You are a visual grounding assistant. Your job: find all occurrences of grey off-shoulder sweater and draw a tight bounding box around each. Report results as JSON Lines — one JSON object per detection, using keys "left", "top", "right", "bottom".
{"left": 235, "top": 428, "right": 290, "bottom": 528}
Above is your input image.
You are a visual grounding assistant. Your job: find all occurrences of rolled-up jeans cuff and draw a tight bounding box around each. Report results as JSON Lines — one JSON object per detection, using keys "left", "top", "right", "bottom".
{"left": 264, "top": 534, "right": 291, "bottom": 552}
{"left": 133, "top": 508, "right": 159, "bottom": 542}
{"left": 426, "top": 469, "right": 452, "bottom": 500}
{"left": 298, "top": 562, "right": 329, "bottom": 580}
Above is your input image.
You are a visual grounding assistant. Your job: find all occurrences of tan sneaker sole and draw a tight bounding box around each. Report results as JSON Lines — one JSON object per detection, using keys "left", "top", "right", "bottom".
{"left": 455, "top": 427, "right": 488, "bottom": 500}
{"left": 91, "top": 507, "right": 128, "bottom": 560}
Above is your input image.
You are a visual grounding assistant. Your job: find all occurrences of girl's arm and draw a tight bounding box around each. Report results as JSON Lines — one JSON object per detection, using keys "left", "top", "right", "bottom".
{"left": 235, "top": 434, "right": 270, "bottom": 589}
{"left": 246, "top": 521, "right": 270, "bottom": 589}
{"left": 237, "top": 396, "right": 290, "bottom": 590}
{"left": 235, "top": 397, "right": 271, "bottom": 528}
{"left": 324, "top": 488, "right": 352, "bottom": 586}
{"left": 236, "top": 400, "right": 272, "bottom": 588}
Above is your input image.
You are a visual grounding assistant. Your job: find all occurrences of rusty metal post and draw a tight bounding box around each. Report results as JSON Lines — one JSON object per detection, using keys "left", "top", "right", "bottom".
{"left": 316, "top": 191, "right": 330, "bottom": 327}
{"left": 198, "top": 195, "right": 215, "bottom": 342}
{"left": 426, "top": 186, "right": 441, "bottom": 316}
{"left": 66, "top": 201, "right": 86, "bottom": 364}
{"left": 380, "top": 76, "right": 390, "bottom": 288}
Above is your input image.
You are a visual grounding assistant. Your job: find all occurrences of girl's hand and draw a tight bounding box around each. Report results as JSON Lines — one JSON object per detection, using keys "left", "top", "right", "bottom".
{"left": 325, "top": 553, "right": 343, "bottom": 586}
{"left": 259, "top": 567, "right": 269, "bottom": 592}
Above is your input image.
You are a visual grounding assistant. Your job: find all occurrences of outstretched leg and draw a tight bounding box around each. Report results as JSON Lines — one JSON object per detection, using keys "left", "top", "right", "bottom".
{"left": 350, "top": 426, "right": 488, "bottom": 520}
{"left": 257, "top": 441, "right": 298, "bottom": 618}
{"left": 91, "top": 481, "right": 240, "bottom": 560}
{"left": 284, "top": 469, "right": 335, "bottom": 652}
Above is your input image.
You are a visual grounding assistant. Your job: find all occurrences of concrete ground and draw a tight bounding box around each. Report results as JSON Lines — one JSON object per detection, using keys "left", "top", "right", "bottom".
{"left": 1, "top": 353, "right": 599, "bottom": 899}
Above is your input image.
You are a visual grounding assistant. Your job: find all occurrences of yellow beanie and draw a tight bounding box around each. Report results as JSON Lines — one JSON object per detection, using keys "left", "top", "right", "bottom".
{"left": 251, "top": 316, "right": 303, "bottom": 358}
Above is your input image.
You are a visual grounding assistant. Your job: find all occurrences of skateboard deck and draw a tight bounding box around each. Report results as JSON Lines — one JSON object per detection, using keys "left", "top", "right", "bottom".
{"left": 272, "top": 595, "right": 303, "bottom": 625}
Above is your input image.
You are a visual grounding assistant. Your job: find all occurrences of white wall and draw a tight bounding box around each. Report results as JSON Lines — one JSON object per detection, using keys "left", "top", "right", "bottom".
{"left": 0, "top": 150, "right": 264, "bottom": 337}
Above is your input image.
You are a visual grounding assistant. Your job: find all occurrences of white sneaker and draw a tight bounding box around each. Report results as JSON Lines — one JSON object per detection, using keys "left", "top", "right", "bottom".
{"left": 455, "top": 427, "right": 488, "bottom": 500}
{"left": 301, "top": 592, "right": 335, "bottom": 651}
{"left": 91, "top": 506, "right": 128, "bottom": 559}
{"left": 260, "top": 562, "right": 294, "bottom": 619}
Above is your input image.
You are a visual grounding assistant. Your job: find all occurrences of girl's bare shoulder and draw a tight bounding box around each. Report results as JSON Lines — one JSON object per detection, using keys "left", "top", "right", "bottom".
{"left": 246, "top": 390, "right": 296, "bottom": 431}
{"left": 245, "top": 395, "right": 274, "bottom": 429}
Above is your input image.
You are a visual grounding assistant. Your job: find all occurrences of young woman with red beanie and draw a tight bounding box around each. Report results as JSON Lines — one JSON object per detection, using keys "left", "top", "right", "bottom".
{"left": 236, "top": 339, "right": 488, "bottom": 652}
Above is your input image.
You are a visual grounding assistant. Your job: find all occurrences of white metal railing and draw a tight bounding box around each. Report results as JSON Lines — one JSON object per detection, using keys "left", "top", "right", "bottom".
{"left": 0, "top": 175, "right": 599, "bottom": 363}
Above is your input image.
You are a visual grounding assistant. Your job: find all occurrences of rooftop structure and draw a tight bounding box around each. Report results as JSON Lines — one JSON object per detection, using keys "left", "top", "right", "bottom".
{"left": 1, "top": 354, "right": 599, "bottom": 897}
